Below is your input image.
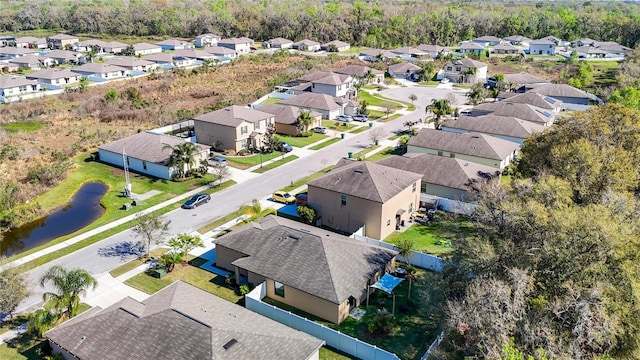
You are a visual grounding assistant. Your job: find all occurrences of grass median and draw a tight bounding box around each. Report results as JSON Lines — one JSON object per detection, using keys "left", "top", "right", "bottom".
{"left": 310, "top": 138, "right": 341, "bottom": 150}
{"left": 252, "top": 155, "right": 299, "bottom": 173}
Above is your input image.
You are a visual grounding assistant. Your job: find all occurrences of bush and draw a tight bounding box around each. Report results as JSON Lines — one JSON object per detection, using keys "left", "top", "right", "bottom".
{"left": 26, "top": 161, "right": 71, "bottom": 186}
{"left": 297, "top": 205, "right": 316, "bottom": 224}
{"left": 238, "top": 282, "right": 255, "bottom": 295}
{"left": 297, "top": 131, "right": 313, "bottom": 137}
{"left": 366, "top": 309, "right": 397, "bottom": 336}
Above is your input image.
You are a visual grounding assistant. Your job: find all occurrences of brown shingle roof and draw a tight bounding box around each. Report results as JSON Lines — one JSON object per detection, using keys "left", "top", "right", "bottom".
{"left": 46, "top": 281, "right": 324, "bottom": 360}
{"left": 407, "top": 129, "right": 520, "bottom": 160}
{"left": 280, "top": 92, "right": 342, "bottom": 111}
{"left": 473, "top": 102, "right": 554, "bottom": 124}
{"left": 308, "top": 160, "right": 422, "bottom": 203}
{"left": 500, "top": 92, "right": 561, "bottom": 109}
{"left": 388, "top": 62, "right": 421, "bottom": 73}
{"left": 193, "top": 105, "right": 274, "bottom": 127}
{"left": 98, "top": 131, "right": 209, "bottom": 164}
{"left": 215, "top": 215, "right": 397, "bottom": 304}
{"left": 529, "top": 83, "right": 590, "bottom": 99}
{"left": 332, "top": 65, "right": 383, "bottom": 78}
{"left": 442, "top": 115, "right": 546, "bottom": 139}
{"left": 257, "top": 104, "right": 320, "bottom": 125}
{"left": 502, "top": 72, "right": 549, "bottom": 85}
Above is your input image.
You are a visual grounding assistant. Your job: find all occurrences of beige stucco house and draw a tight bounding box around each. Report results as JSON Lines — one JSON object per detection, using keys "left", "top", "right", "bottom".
{"left": 308, "top": 160, "right": 423, "bottom": 240}
{"left": 257, "top": 104, "right": 322, "bottom": 136}
{"left": 193, "top": 105, "right": 275, "bottom": 153}
{"left": 215, "top": 215, "right": 397, "bottom": 324}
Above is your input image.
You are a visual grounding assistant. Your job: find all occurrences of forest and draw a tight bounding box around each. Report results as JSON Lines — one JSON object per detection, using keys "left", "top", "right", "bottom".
{"left": 0, "top": 0, "right": 640, "bottom": 48}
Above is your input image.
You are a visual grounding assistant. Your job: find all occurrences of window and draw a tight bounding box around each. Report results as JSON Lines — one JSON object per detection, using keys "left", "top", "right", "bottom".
{"left": 126, "top": 156, "right": 130, "bottom": 166}
{"left": 421, "top": 183, "right": 427, "bottom": 193}
{"left": 255, "top": 121, "right": 260, "bottom": 130}
{"left": 408, "top": 202, "right": 413, "bottom": 213}
{"left": 241, "top": 126, "right": 248, "bottom": 135}
{"left": 274, "top": 281, "right": 285, "bottom": 297}
{"left": 387, "top": 219, "right": 391, "bottom": 226}
{"left": 446, "top": 66, "right": 452, "bottom": 71}
{"left": 449, "top": 153, "right": 455, "bottom": 158}
{"left": 437, "top": 151, "right": 443, "bottom": 156}
{"left": 240, "top": 139, "right": 248, "bottom": 148}
{"left": 455, "top": 67, "right": 461, "bottom": 72}
{"left": 412, "top": 182, "right": 416, "bottom": 193}
{"left": 341, "top": 194, "right": 347, "bottom": 206}
{"left": 142, "top": 161, "right": 147, "bottom": 170}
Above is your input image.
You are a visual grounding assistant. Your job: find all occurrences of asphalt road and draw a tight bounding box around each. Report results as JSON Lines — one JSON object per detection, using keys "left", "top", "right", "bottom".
{"left": 17, "top": 84, "right": 468, "bottom": 313}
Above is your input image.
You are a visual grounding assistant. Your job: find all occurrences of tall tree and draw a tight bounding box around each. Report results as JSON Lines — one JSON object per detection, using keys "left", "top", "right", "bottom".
{"left": 430, "top": 98, "right": 452, "bottom": 129}
{"left": 0, "top": 257, "right": 31, "bottom": 320}
{"left": 131, "top": 212, "right": 171, "bottom": 258}
{"left": 163, "top": 142, "right": 199, "bottom": 180}
{"left": 296, "top": 110, "right": 314, "bottom": 133}
{"left": 167, "top": 233, "right": 204, "bottom": 257}
{"left": 39, "top": 265, "right": 98, "bottom": 321}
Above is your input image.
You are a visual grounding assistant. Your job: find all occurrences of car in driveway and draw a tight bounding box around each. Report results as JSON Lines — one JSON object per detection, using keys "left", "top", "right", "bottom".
{"left": 336, "top": 115, "right": 352, "bottom": 122}
{"left": 314, "top": 126, "right": 328, "bottom": 134}
{"left": 272, "top": 191, "right": 296, "bottom": 204}
{"left": 279, "top": 142, "right": 293, "bottom": 152}
{"left": 208, "top": 155, "right": 227, "bottom": 166}
{"left": 352, "top": 114, "right": 368, "bottom": 122}
{"left": 295, "top": 193, "right": 308, "bottom": 206}
{"left": 182, "top": 193, "right": 211, "bottom": 209}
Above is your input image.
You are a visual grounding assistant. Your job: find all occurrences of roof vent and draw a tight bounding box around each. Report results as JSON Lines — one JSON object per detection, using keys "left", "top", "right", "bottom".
{"left": 354, "top": 169, "right": 363, "bottom": 174}
{"left": 464, "top": 162, "right": 469, "bottom": 166}
{"left": 289, "top": 234, "right": 300, "bottom": 240}
{"left": 298, "top": 228, "right": 310, "bottom": 233}
{"left": 223, "top": 339, "right": 238, "bottom": 350}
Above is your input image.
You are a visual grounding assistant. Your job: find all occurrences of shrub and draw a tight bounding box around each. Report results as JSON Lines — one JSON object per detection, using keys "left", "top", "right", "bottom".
{"left": 26, "top": 161, "right": 71, "bottom": 186}
{"left": 297, "top": 205, "right": 316, "bottom": 224}
{"left": 238, "top": 282, "right": 255, "bottom": 295}
{"left": 366, "top": 309, "right": 397, "bottom": 336}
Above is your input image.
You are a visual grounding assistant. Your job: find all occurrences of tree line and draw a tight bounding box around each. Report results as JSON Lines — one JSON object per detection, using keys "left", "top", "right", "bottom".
{"left": 1, "top": 0, "right": 640, "bottom": 48}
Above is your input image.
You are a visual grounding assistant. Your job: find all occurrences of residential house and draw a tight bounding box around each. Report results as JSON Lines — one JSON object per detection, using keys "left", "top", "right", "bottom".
{"left": 143, "top": 53, "right": 197, "bottom": 68}
{"left": 309, "top": 159, "right": 422, "bottom": 239}
{"left": 391, "top": 46, "right": 428, "bottom": 60}
{"left": 0, "top": 36, "right": 14, "bottom": 47}
{"left": 528, "top": 83, "right": 600, "bottom": 110}
{"left": 203, "top": 46, "right": 238, "bottom": 59}
{"left": 292, "top": 39, "right": 321, "bottom": 52}
{"left": 257, "top": 104, "right": 322, "bottom": 136}
{"left": 13, "top": 36, "right": 47, "bottom": 49}
{"left": 575, "top": 38, "right": 597, "bottom": 47}
{"left": 529, "top": 38, "right": 556, "bottom": 55}
{"left": 173, "top": 49, "right": 218, "bottom": 61}
{"left": 497, "top": 92, "right": 562, "bottom": 113}
{"left": 72, "top": 63, "right": 130, "bottom": 79}
{"left": 416, "top": 44, "right": 448, "bottom": 58}
{"left": 473, "top": 36, "right": 502, "bottom": 47}
{"left": 73, "top": 39, "right": 106, "bottom": 53}
{"left": 321, "top": 40, "right": 350, "bottom": 52}
{"left": 0, "top": 75, "right": 41, "bottom": 98}
{"left": 492, "top": 43, "right": 520, "bottom": 55}
{"left": 592, "top": 41, "right": 632, "bottom": 57}
{"left": 132, "top": 42, "right": 163, "bottom": 56}
{"left": 46, "top": 33, "right": 79, "bottom": 49}
{"left": 388, "top": 62, "right": 421, "bottom": 80}
{"left": 103, "top": 41, "right": 128, "bottom": 54}
{"left": 487, "top": 72, "right": 549, "bottom": 91}
{"left": 26, "top": 69, "right": 82, "bottom": 86}
{"left": 440, "top": 58, "right": 488, "bottom": 84}
{"left": 0, "top": 46, "right": 40, "bottom": 60}
{"left": 503, "top": 35, "right": 531, "bottom": 46}
{"left": 105, "top": 57, "right": 158, "bottom": 72}
{"left": 215, "top": 215, "right": 398, "bottom": 324}
{"left": 295, "top": 71, "right": 356, "bottom": 98}
{"left": 332, "top": 65, "right": 384, "bottom": 85}
{"left": 471, "top": 101, "right": 556, "bottom": 126}
{"left": 9, "top": 55, "right": 54, "bottom": 70}
{"left": 358, "top": 48, "right": 396, "bottom": 62}
{"left": 377, "top": 153, "right": 500, "bottom": 203}
{"left": 573, "top": 46, "right": 608, "bottom": 59}
{"left": 155, "top": 39, "right": 193, "bottom": 51}
{"left": 459, "top": 42, "right": 485, "bottom": 55}
{"left": 407, "top": 129, "right": 520, "bottom": 169}
{"left": 540, "top": 35, "right": 562, "bottom": 45}
{"left": 193, "top": 105, "right": 275, "bottom": 152}
{"left": 98, "top": 131, "right": 209, "bottom": 180}
{"left": 45, "top": 50, "right": 84, "bottom": 65}
{"left": 279, "top": 92, "right": 343, "bottom": 119}
{"left": 46, "top": 281, "right": 324, "bottom": 360}
{"left": 218, "top": 37, "right": 253, "bottom": 54}
{"left": 263, "top": 37, "right": 293, "bottom": 49}
{"left": 441, "top": 114, "right": 546, "bottom": 146}
{"left": 195, "top": 33, "right": 221, "bottom": 48}
{"left": 0, "top": 63, "right": 19, "bottom": 73}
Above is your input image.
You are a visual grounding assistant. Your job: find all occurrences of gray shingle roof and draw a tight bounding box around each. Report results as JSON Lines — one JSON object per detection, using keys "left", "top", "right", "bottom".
{"left": 267, "top": 37, "right": 293, "bottom": 46}
{"left": 388, "top": 62, "right": 421, "bottom": 73}
{"left": 219, "top": 37, "right": 253, "bottom": 45}
{"left": 293, "top": 39, "right": 320, "bottom": 47}
{"left": 105, "top": 57, "right": 155, "bottom": 67}
{"left": 98, "top": 131, "right": 209, "bottom": 164}
{"left": 308, "top": 160, "right": 422, "bottom": 203}
{"left": 297, "top": 71, "right": 351, "bottom": 86}
{"left": 474, "top": 36, "right": 502, "bottom": 42}
{"left": 215, "top": 216, "right": 397, "bottom": 304}
{"left": 500, "top": 92, "right": 561, "bottom": 109}
{"left": 378, "top": 153, "right": 500, "bottom": 192}
{"left": 442, "top": 115, "right": 546, "bottom": 139}
{"left": 72, "top": 63, "right": 127, "bottom": 74}
{"left": 493, "top": 43, "right": 520, "bottom": 51}
{"left": 332, "top": 65, "right": 383, "bottom": 78}
{"left": 391, "top": 47, "right": 426, "bottom": 56}
{"left": 48, "top": 33, "right": 78, "bottom": 40}
{"left": 452, "top": 58, "right": 487, "bottom": 69}
{"left": 473, "top": 101, "right": 554, "bottom": 124}
{"left": 155, "top": 39, "right": 189, "bottom": 46}
{"left": 0, "top": 74, "right": 39, "bottom": 89}
{"left": 27, "top": 68, "right": 79, "bottom": 80}
{"left": 502, "top": 72, "right": 549, "bottom": 85}
{"left": 280, "top": 92, "right": 341, "bottom": 111}
{"left": 193, "top": 105, "right": 274, "bottom": 127}
{"left": 258, "top": 104, "right": 320, "bottom": 125}
{"left": 133, "top": 42, "right": 162, "bottom": 51}
{"left": 8, "top": 54, "right": 44, "bottom": 65}
{"left": 407, "top": 129, "right": 520, "bottom": 160}
{"left": 322, "top": 40, "right": 349, "bottom": 48}
{"left": 416, "top": 44, "right": 445, "bottom": 53}
{"left": 460, "top": 42, "right": 485, "bottom": 50}
{"left": 529, "top": 83, "right": 590, "bottom": 99}
{"left": 203, "top": 46, "right": 237, "bottom": 55}
{"left": 46, "top": 281, "right": 324, "bottom": 360}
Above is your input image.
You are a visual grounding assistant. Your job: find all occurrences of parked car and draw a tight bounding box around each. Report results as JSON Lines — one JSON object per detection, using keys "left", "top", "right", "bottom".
{"left": 272, "top": 191, "right": 296, "bottom": 204}
{"left": 279, "top": 142, "right": 293, "bottom": 152}
{"left": 182, "top": 193, "right": 211, "bottom": 209}
{"left": 314, "top": 126, "right": 328, "bottom": 134}
{"left": 208, "top": 155, "right": 227, "bottom": 166}
{"left": 295, "top": 193, "right": 308, "bottom": 206}
{"left": 336, "top": 115, "right": 352, "bottom": 122}
{"left": 352, "top": 114, "right": 369, "bottom": 122}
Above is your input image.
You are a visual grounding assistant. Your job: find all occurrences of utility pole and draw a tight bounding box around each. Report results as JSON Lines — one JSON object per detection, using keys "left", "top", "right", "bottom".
{"left": 123, "top": 148, "right": 132, "bottom": 198}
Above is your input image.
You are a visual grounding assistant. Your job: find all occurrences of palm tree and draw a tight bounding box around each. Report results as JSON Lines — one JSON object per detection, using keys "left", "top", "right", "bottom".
{"left": 296, "top": 110, "right": 314, "bottom": 133}
{"left": 39, "top": 265, "right": 98, "bottom": 321}
{"left": 430, "top": 98, "right": 452, "bottom": 129}
{"left": 239, "top": 199, "right": 263, "bottom": 222}
{"left": 466, "top": 83, "right": 488, "bottom": 105}
{"left": 163, "top": 142, "right": 199, "bottom": 180}
{"left": 160, "top": 252, "right": 183, "bottom": 272}
{"left": 27, "top": 308, "right": 57, "bottom": 337}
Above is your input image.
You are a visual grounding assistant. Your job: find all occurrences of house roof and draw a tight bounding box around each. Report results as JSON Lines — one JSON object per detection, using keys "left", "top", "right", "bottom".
{"left": 530, "top": 38, "right": 555, "bottom": 45}
{"left": 258, "top": 104, "right": 320, "bottom": 125}
{"left": 503, "top": 35, "right": 531, "bottom": 43}
{"left": 26, "top": 68, "right": 79, "bottom": 80}
{"left": 0, "top": 75, "right": 39, "bottom": 89}
{"left": 594, "top": 41, "right": 631, "bottom": 53}
{"left": 172, "top": 49, "right": 216, "bottom": 59}
{"left": 46, "top": 281, "right": 324, "bottom": 360}
{"left": 332, "top": 65, "right": 383, "bottom": 78}
{"left": 377, "top": 153, "right": 500, "bottom": 191}
{"left": 196, "top": 33, "right": 220, "bottom": 39}
{"left": 501, "top": 72, "right": 549, "bottom": 85}
{"left": 77, "top": 39, "right": 107, "bottom": 48}
{"left": 451, "top": 58, "right": 487, "bottom": 69}
{"left": 493, "top": 43, "right": 520, "bottom": 51}
{"left": 193, "top": 105, "right": 273, "bottom": 127}
{"left": 388, "top": 62, "right": 421, "bottom": 73}
{"left": 391, "top": 47, "right": 426, "bottom": 56}
{"left": 48, "top": 33, "right": 78, "bottom": 40}
{"left": 8, "top": 55, "right": 45, "bottom": 65}
{"left": 219, "top": 37, "right": 253, "bottom": 45}
{"left": 203, "top": 46, "right": 237, "bottom": 55}
{"left": 142, "top": 53, "right": 180, "bottom": 63}
{"left": 359, "top": 48, "right": 396, "bottom": 58}
{"left": 133, "top": 42, "right": 162, "bottom": 51}
{"left": 501, "top": 92, "right": 561, "bottom": 109}
{"left": 416, "top": 44, "right": 446, "bottom": 53}
{"left": 155, "top": 39, "right": 189, "bottom": 46}
{"left": 407, "top": 129, "right": 520, "bottom": 160}
{"left": 280, "top": 92, "right": 342, "bottom": 111}
{"left": 574, "top": 46, "right": 608, "bottom": 55}
{"left": 216, "top": 215, "right": 398, "bottom": 304}
{"left": 293, "top": 39, "right": 320, "bottom": 47}
{"left": 72, "top": 63, "right": 127, "bottom": 74}
{"left": 442, "top": 115, "right": 546, "bottom": 139}
{"left": 103, "top": 41, "right": 128, "bottom": 49}
{"left": 474, "top": 35, "right": 502, "bottom": 42}
{"left": 14, "top": 36, "right": 46, "bottom": 44}
{"left": 0, "top": 47, "right": 39, "bottom": 55}
{"left": 298, "top": 71, "right": 351, "bottom": 86}
{"left": 309, "top": 160, "right": 422, "bottom": 203}
{"left": 529, "top": 83, "right": 590, "bottom": 99}
{"left": 46, "top": 50, "right": 81, "bottom": 60}
{"left": 268, "top": 37, "right": 293, "bottom": 45}
{"left": 99, "top": 131, "right": 209, "bottom": 164}
{"left": 473, "top": 101, "right": 554, "bottom": 124}
{"left": 106, "top": 57, "right": 155, "bottom": 67}
{"left": 460, "top": 42, "right": 485, "bottom": 50}
{"left": 322, "top": 40, "right": 349, "bottom": 48}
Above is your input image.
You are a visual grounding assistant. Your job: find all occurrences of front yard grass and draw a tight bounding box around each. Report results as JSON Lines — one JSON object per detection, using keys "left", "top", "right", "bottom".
{"left": 277, "top": 133, "right": 327, "bottom": 147}
{"left": 366, "top": 147, "right": 403, "bottom": 162}
{"left": 125, "top": 255, "right": 243, "bottom": 305}
{"left": 385, "top": 214, "right": 476, "bottom": 256}
{"left": 265, "top": 267, "right": 445, "bottom": 360}
{"left": 379, "top": 114, "right": 402, "bottom": 123}
{"left": 109, "top": 248, "right": 170, "bottom": 278}
{"left": 322, "top": 120, "right": 357, "bottom": 131}
{"left": 227, "top": 151, "right": 284, "bottom": 169}
{"left": 366, "top": 109, "right": 387, "bottom": 119}
{"left": 259, "top": 96, "right": 283, "bottom": 105}
{"left": 359, "top": 91, "right": 403, "bottom": 110}
{"left": 349, "top": 126, "right": 369, "bottom": 134}
{"left": 252, "top": 155, "right": 299, "bottom": 173}
{"left": 310, "top": 138, "right": 341, "bottom": 150}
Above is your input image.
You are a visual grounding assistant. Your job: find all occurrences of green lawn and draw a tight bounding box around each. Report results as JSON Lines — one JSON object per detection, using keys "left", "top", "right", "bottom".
{"left": 260, "top": 97, "right": 283, "bottom": 105}
{"left": 1, "top": 121, "right": 44, "bottom": 133}
{"left": 125, "top": 255, "right": 243, "bottom": 304}
{"left": 366, "top": 147, "right": 403, "bottom": 162}
{"left": 379, "top": 114, "right": 402, "bottom": 123}
{"left": 322, "top": 120, "right": 357, "bottom": 131}
{"left": 227, "top": 151, "right": 284, "bottom": 169}
{"left": 277, "top": 133, "right": 327, "bottom": 147}
{"left": 349, "top": 126, "right": 369, "bottom": 134}
{"left": 252, "top": 155, "right": 299, "bottom": 173}
{"left": 366, "top": 109, "right": 387, "bottom": 119}
{"left": 310, "top": 138, "right": 341, "bottom": 150}
{"left": 320, "top": 347, "right": 357, "bottom": 360}
{"left": 385, "top": 215, "right": 476, "bottom": 256}
{"left": 109, "top": 248, "right": 170, "bottom": 278}
{"left": 359, "top": 91, "right": 403, "bottom": 109}
{"left": 590, "top": 60, "right": 620, "bottom": 88}
{"left": 352, "top": 145, "right": 380, "bottom": 159}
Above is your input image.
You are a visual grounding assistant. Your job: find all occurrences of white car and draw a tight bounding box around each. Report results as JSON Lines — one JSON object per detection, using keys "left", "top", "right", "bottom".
{"left": 314, "top": 126, "right": 328, "bottom": 134}
{"left": 336, "top": 115, "right": 352, "bottom": 122}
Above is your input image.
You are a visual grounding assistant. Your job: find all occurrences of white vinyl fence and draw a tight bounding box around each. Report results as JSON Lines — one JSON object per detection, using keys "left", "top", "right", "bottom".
{"left": 350, "top": 234, "right": 443, "bottom": 272}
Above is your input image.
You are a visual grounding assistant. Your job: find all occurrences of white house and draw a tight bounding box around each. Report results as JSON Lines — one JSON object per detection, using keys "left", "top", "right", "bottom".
{"left": 473, "top": 36, "right": 502, "bottom": 47}
{"left": 132, "top": 42, "right": 163, "bottom": 56}
{"left": 0, "top": 75, "right": 41, "bottom": 98}
{"left": 321, "top": 40, "right": 350, "bottom": 52}
{"left": 440, "top": 58, "right": 488, "bottom": 84}
{"left": 529, "top": 39, "right": 556, "bottom": 55}
{"left": 72, "top": 63, "right": 130, "bottom": 79}
{"left": 156, "top": 39, "right": 193, "bottom": 51}
{"left": 26, "top": 69, "right": 82, "bottom": 86}
{"left": 388, "top": 62, "right": 421, "bottom": 80}
{"left": 263, "top": 37, "right": 293, "bottom": 49}
{"left": 13, "top": 36, "right": 47, "bottom": 49}
{"left": 218, "top": 37, "right": 253, "bottom": 54}
{"left": 195, "top": 33, "right": 221, "bottom": 48}
{"left": 459, "top": 42, "right": 485, "bottom": 55}
{"left": 292, "top": 39, "right": 321, "bottom": 52}
{"left": 9, "top": 55, "right": 54, "bottom": 70}
{"left": 296, "top": 71, "right": 356, "bottom": 98}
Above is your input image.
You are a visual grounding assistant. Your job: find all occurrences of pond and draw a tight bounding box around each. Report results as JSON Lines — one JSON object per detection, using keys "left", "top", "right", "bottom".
{"left": 1, "top": 182, "right": 107, "bottom": 257}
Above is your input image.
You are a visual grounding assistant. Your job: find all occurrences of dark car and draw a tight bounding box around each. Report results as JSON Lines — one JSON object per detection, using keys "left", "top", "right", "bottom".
{"left": 295, "top": 193, "right": 308, "bottom": 206}
{"left": 280, "top": 142, "right": 293, "bottom": 152}
{"left": 182, "top": 193, "right": 211, "bottom": 209}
